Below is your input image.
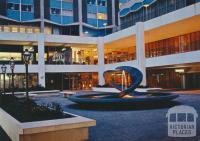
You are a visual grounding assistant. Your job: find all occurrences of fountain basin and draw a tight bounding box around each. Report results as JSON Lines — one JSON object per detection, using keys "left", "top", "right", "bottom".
{"left": 68, "top": 92, "right": 179, "bottom": 106}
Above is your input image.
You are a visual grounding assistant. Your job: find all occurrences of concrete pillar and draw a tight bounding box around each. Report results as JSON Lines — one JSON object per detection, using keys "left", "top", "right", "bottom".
{"left": 136, "top": 22, "right": 147, "bottom": 86}
{"left": 40, "top": 0, "right": 45, "bottom": 33}
{"left": 78, "top": 0, "right": 83, "bottom": 36}
{"left": 97, "top": 37, "right": 105, "bottom": 85}
{"left": 112, "top": 0, "right": 116, "bottom": 26}
{"left": 37, "top": 34, "right": 45, "bottom": 87}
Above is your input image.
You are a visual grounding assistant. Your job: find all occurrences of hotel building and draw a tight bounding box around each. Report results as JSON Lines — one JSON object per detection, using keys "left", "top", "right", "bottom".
{"left": 0, "top": 0, "right": 200, "bottom": 90}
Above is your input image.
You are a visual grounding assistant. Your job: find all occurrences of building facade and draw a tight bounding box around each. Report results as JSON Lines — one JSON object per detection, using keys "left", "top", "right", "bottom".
{"left": 0, "top": 0, "right": 200, "bottom": 90}
{"left": 0, "top": 0, "right": 119, "bottom": 36}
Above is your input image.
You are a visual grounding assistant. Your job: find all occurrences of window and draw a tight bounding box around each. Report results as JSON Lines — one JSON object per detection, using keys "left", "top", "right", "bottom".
{"left": 167, "top": 0, "right": 175, "bottom": 12}
{"left": 51, "top": 8, "right": 61, "bottom": 15}
{"left": 7, "top": 3, "right": 19, "bottom": 10}
{"left": 62, "top": 10, "right": 73, "bottom": 16}
{"left": 87, "top": 0, "right": 96, "bottom": 5}
{"left": 98, "top": 0, "right": 106, "bottom": 6}
{"left": 187, "top": 113, "right": 194, "bottom": 122}
{"left": 97, "top": 13, "right": 106, "bottom": 20}
{"left": 21, "top": 5, "right": 32, "bottom": 12}
{"left": 169, "top": 113, "right": 176, "bottom": 122}
{"left": 0, "top": 52, "right": 21, "bottom": 61}
{"left": 177, "top": 113, "right": 186, "bottom": 122}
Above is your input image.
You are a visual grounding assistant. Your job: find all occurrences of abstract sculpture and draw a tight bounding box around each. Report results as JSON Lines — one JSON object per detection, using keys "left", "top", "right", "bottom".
{"left": 69, "top": 66, "right": 179, "bottom": 106}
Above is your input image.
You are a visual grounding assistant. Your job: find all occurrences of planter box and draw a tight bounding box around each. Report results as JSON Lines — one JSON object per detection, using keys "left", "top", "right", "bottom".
{"left": 0, "top": 108, "right": 96, "bottom": 141}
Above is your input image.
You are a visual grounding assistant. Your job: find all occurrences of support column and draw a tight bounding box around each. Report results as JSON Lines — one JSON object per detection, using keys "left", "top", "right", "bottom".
{"left": 38, "top": 34, "right": 45, "bottom": 87}
{"left": 136, "top": 22, "right": 147, "bottom": 86}
{"left": 111, "top": 0, "right": 116, "bottom": 26}
{"left": 78, "top": 0, "right": 83, "bottom": 36}
{"left": 97, "top": 37, "right": 105, "bottom": 85}
{"left": 40, "top": 0, "right": 45, "bottom": 33}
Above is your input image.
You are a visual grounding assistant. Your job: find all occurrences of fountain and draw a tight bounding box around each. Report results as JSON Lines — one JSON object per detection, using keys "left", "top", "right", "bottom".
{"left": 68, "top": 66, "right": 179, "bottom": 106}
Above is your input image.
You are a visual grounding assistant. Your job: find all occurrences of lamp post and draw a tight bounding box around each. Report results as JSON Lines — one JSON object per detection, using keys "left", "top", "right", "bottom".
{"left": 1, "top": 64, "right": 7, "bottom": 95}
{"left": 23, "top": 49, "right": 31, "bottom": 100}
{"left": 9, "top": 57, "right": 15, "bottom": 95}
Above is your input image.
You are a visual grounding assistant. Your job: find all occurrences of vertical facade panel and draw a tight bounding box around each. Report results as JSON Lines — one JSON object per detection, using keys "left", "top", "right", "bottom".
{"left": 0, "top": 0, "right": 7, "bottom": 16}
{"left": 107, "top": 0, "right": 112, "bottom": 25}
{"left": 115, "top": 0, "right": 119, "bottom": 26}
{"left": 82, "top": 0, "right": 87, "bottom": 23}
{"left": 44, "top": 0, "right": 50, "bottom": 19}
{"left": 73, "top": 0, "right": 79, "bottom": 22}
{"left": 34, "top": 0, "right": 40, "bottom": 18}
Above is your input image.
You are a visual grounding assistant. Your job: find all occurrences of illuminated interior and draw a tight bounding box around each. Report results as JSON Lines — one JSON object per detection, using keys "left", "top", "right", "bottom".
{"left": 46, "top": 72, "right": 98, "bottom": 90}
{"left": 0, "top": 25, "right": 40, "bottom": 33}
{"left": 45, "top": 43, "right": 98, "bottom": 65}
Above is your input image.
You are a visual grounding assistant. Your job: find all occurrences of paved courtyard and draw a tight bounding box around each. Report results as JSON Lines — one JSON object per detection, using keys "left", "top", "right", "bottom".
{"left": 1, "top": 93, "right": 200, "bottom": 141}
{"left": 36, "top": 94, "right": 200, "bottom": 141}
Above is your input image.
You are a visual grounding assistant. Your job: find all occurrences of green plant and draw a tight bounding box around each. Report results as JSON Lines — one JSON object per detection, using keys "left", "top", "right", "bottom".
{"left": 0, "top": 95, "right": 73, "bottom": 122}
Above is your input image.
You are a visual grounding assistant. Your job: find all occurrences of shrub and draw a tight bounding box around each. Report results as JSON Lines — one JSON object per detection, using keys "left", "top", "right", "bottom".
{"left": 0, "top": 95, "right": 73, "bottom": 122}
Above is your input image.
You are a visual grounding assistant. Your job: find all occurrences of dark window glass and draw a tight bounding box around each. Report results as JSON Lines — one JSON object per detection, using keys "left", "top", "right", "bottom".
{"left": 51, "top": 8, "right": 61, "bottom": 15}
{"left": 98, "top": 0, "right": 106, "bottom": 6}
{"left": 21, "top": 5, "right": 32, "bottom": 12}
{"left": 87, "top": 0, "right": 96, "bottom": 5}
{"left": 167, "top": 0, "right": 175, "bottom": 12}
{"left": 187, "top": 113, "right": 194, "bottom": 122}
{"left": 176, "top": 0, "right": 186, "bottom": 9}
{"left": 177, "top": 113, "right": 186, "bottom": 122}
{"left": 170, "top": 113, "right": 176, "bottom": 122}
{"left": 7, "top": 3, "right": 19, "bottom": 10}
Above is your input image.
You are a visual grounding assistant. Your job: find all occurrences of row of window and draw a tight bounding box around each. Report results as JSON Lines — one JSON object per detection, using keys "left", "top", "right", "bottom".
{"left": 103, "top": 31, "right": 200, "bottom": 64}
{"left": 50, "top": 8, "right": 73, "bottom": 16}
{"left": 145, "top": 31, "right": 200, "bottom": 58}
{"left": 7, "top": 3, "right": 32, "bottom": 12}
{"left": 120, "top": 0, "right": 198, "bottom": 29}
{"left": 87, "top": 0, "right": 107, "bottom": 7}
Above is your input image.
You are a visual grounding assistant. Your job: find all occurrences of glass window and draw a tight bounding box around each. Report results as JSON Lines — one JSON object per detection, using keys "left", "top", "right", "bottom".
{"left": 177, "top": 113, "right": 186, "bottom": 122}
{"left": 26, "top": 28, "right": 33, "bottom": 33}
{"left": 51, "top": 8, "right": 61, "bottom": 15}
{"left": 21, "top": 5, "right": 32, "bottom": 12}
{"left": 169, "top": 113, "right": 176, "bottom": 122}
{"left": 0, "top": 52, "right": 21, "bottom": 61}
{"left": 7, "top": 3, "right": 19, "bottom": 10}
{"left": 19, "top": 27, "right": 26, "bottom": 33}
{"left": 97, "top": 13, "right": 106, "bottom": 20}
{"left": 167, "top": 0, "right": 175, "bottom": 12}
{"left": 98, "top": 0, "right": 106, "bottom": 6}
{"left": 3, "top": 26, "right": 10, "bottom": 32}
{"left": 87, "top": 0, "right": 96, "bottom": 5}
{"left": 187, "top": 113, "right": 194, "bottom": 122}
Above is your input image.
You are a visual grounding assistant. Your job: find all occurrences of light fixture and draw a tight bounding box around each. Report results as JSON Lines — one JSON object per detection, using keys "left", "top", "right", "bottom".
{"left": 23, "top": 49, "right": 31, "bottom": 64}
{"left": 175, "top": 69, "right": 185, "bottom": 73}
{"left": 103, "top": 23, "right": 107, "bottom": 26}
{"left": 84, "top": 31, "right": 89, "bottom": 34}
{"left": 143, "top": 4, "right": 149, "bottom": 8}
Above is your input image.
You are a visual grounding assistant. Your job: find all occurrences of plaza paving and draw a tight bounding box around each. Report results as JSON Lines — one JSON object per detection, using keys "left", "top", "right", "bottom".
{"left": 1, "top": 93, "right": 200, "bottom": 141}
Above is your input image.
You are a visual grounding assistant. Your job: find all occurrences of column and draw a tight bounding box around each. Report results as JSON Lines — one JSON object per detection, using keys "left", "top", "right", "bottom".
{"left": 38, "top": 34, "right": 45, "bottom": 87}
{"left": 40, "top": 0, "right": 45, "bottom": 33}
{"left": 97, "top": 37, "right": 105, "bottom": 85}
{"left": 78, "top": 0, "right": 83, "bottom": 36}
{"left": 111, "top": 0, "right": 116, "bottom": 26}
{"left": 136, "top": 22, "right": 147, "bottom": 86}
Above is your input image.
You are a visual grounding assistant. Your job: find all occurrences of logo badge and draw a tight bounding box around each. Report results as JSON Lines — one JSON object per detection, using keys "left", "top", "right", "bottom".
{"left": 166, "top": 105, "right": 198, "bottom": 137}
